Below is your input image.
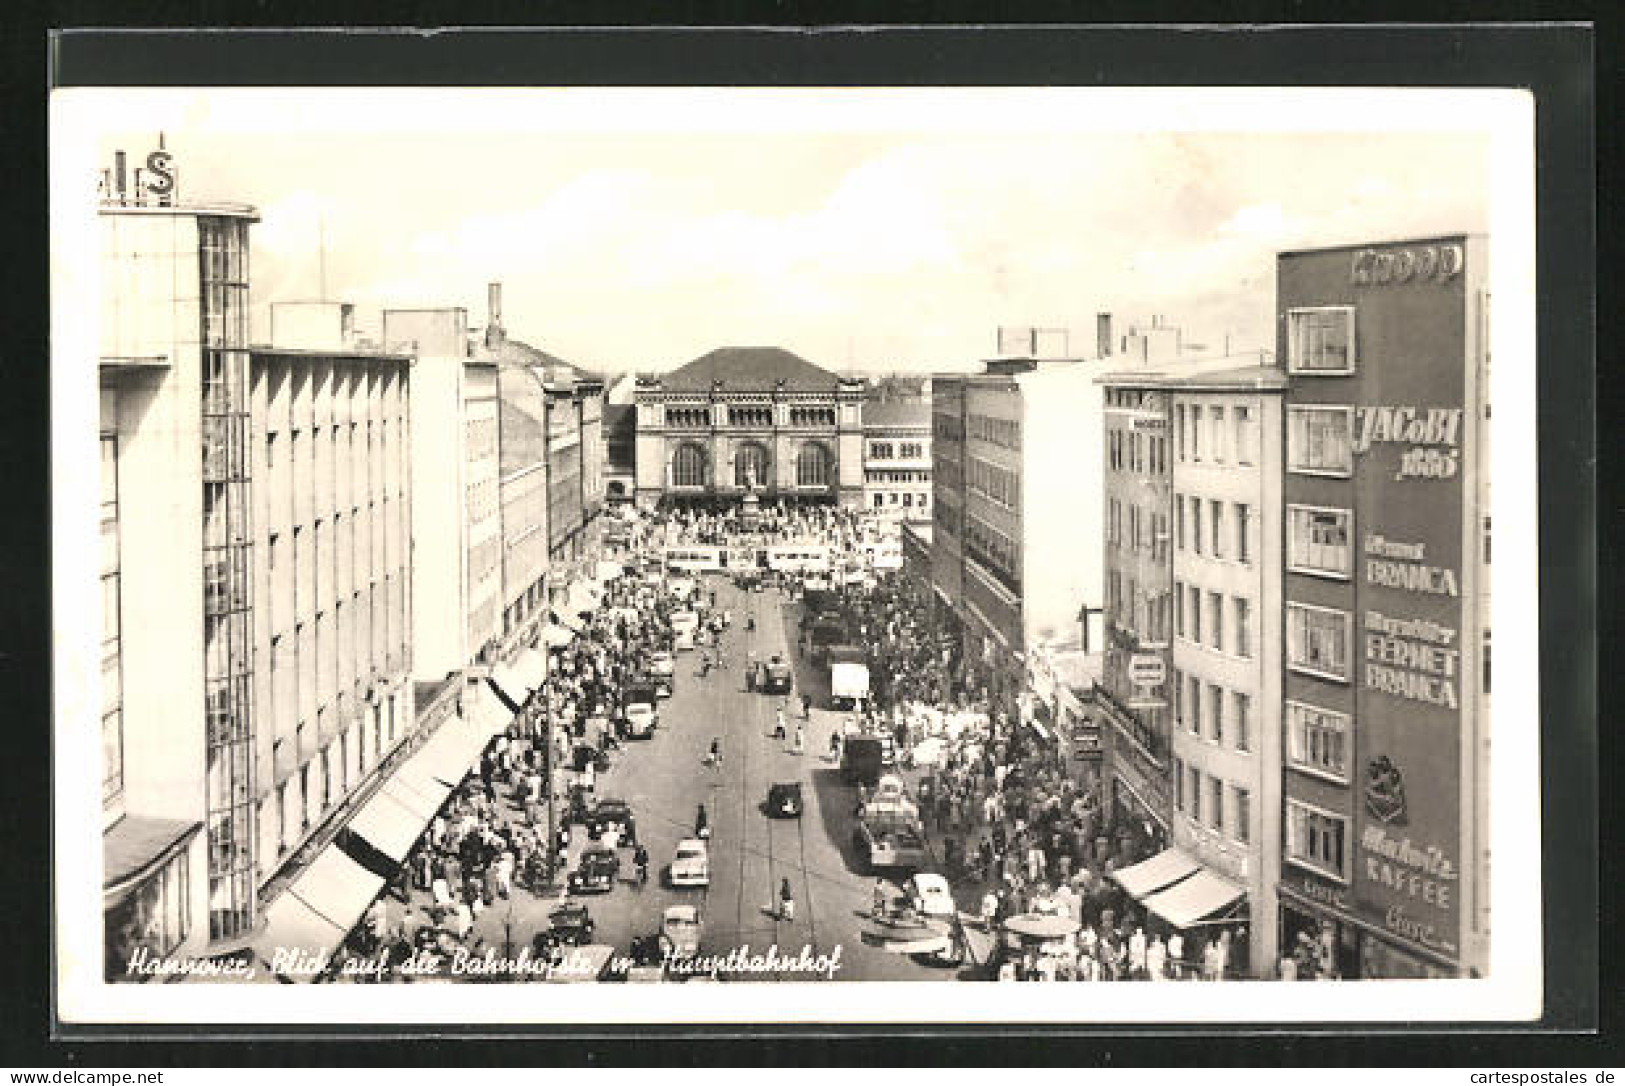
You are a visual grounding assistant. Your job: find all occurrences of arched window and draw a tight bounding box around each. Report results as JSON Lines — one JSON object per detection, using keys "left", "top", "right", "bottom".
{"left": 796, "top": 442, "right": 832, "bottom": 488}
{"left": 734, "top": 442, "right": 770, "bottom": 489}
{"left": 671, "top": 443, "right": 708, "bottom": 488}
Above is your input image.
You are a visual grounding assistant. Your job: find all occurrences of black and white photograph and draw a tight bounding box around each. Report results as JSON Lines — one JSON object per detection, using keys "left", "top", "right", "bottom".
{"left": 49, "top": 73, "right": 1545, "bottom": 1027}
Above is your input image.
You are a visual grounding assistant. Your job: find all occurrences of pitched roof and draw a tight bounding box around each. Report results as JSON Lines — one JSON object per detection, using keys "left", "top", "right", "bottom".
{"left": 862, "top": 400, "right": 931, "bottom": 429}
{"left": 660, "top": 347, "right": 839, "bottom": 392}
{"left": 488, "top": 336, "right": 601, "bottom": 386}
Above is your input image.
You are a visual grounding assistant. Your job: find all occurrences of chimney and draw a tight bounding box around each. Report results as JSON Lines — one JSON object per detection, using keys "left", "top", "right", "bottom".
{"left": 486, "top": 282, "right": 505, "bottom": 348}
{"left": 1096, "top": 313, "right": 1113, "bottom": 358}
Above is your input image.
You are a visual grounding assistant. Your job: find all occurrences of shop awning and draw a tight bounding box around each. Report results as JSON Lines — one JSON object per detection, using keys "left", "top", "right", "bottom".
{"left": 515, "top": 648, "right": 548, "bottom": 690}
{"left": 344, "top": 786, "right": 427, "bottom": 864}
{"left": 541, "top": 624, "right": 576, "bottom": 649}
{"left": 103, "top": 815, "right": 202, "bottom": 908}
{"left": 254, "top": 849, "right": 384, "bottom": 979}
{"left": 255, "top": 891, "right": 344, "bottom": 978}
{"left": 1112, "top": 848, "right": 1201, "bottom": 899}
{"left": 380, "top": 768, "right": 450, "bottom": 824}
{"left": 1140, "top": 867, "right": 1246, "bottom": 929}
{"left": 489, "top": 660, "right": 529, "bottom": 704}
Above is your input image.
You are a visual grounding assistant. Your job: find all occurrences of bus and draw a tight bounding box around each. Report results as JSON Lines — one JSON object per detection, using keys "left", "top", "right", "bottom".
{"left": 664, "top": 546, "right": 724, "bottom": 575}
{"left": 765, "top": 545, "right": 832, "bottom": 574}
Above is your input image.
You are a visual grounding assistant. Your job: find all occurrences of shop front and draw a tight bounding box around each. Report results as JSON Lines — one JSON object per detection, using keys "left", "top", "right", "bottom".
{"left": 1276, "top": 871, "right": 1456, "bottom": 980}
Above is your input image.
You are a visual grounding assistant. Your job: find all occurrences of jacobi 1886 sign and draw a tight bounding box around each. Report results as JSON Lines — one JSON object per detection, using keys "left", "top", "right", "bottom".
{"left": 1344, "top": 238, "right": 1474, "bottom": 968}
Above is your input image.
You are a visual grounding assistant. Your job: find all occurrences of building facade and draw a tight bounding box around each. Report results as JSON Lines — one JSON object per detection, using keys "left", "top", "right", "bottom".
{"left": 99, "top": 189, "right": 260, "bottom": 970}
{"left": 861, "top": 399, "right": 933, "bottom": 523}
{"left": 633, "top": 347, "right": 865, "bottom": 508}
{"left": 1275, "top": 235, "right": 1490, "bottom": 978}
{"left": 248, "top": 317, "right": 415, "bottom": 900}
{"left": 383, "top": 306, "right": 504, "bottom": 678}
{"left": 931, "top": 359, "right": 1107, "bottom": 715}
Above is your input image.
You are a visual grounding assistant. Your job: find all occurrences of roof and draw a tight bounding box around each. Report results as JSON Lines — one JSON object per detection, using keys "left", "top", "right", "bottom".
{"left": 104, "top": 815, "right": 202, "bottom": 901}
{"left": 659, "top": 347, "right": 840, "bottom": 392}
{"left": 1099, "top": 357, "right": 1285, "bottom": 392}
{"left": 487, "top": 336, "right": 602, "bottom": 386}
{"left": 862, "top": 400, "right": 931, "bottom": 429}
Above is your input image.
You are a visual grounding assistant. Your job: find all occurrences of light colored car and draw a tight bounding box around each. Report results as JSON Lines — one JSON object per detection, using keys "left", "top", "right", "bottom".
{"left": 671, "top": 611, "right": 699, "bottom": 652}
{"left": 906, "top": 873, "right": 957, "bottom": 919}
{"left": 669, "top": 837, "right": 710, "bottom": 887}
{"left": 661, "top": 904, "right": 703, "bottom": 957}
{"left": 625, "top": 702, "right": 657, "bottom": 738}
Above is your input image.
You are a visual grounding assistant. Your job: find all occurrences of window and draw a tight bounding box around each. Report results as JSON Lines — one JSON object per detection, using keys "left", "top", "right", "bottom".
{"left": 1234, "top": 405, "right": 1256, "bottom": 465}
{"left": 1210, "top": 499, "right": 1224, "bottom": 558}
{"left": 102, "top": 849, "right": 191, "bottom": 973}
{"left": 1288, "top": 506, "right": 1353, "bottom": 577}
{"left": 734, "top": 442, "right": 769, "bottom": 489}
{"left": 1233, "top": 786, "right": 1252, "bottom": 844}
{"left": 1188, "top": 674, "right": 1202, "bottom": 735}
{"left": 1188, "top": 766, "right": 1203, "bottom": 822}
{"left": 902, "top": 492, "right": 913, "bottom": 507}
{"left": 671, "top": 443, "right": 707, "bottom": 488}
{"left": 1174, "top": 756, "right": 1185, "bottom": 811}
{"left": 1175, "top": 497, "right": 1185, "bottom": 551}
{"left": 1233, "top": 691, "right": 1251, "bottom": 751}
{"left": 1287, "top": 603, "right": 1352, "bottom": 680}
{"left": 873, "top": 494, "right": 885, "bottom": 509}
{"left": 1210, "top": 406, "right": 1227, "bottom": 463}
{"left": 1176, "top": 405, "right": 1187, "bottom": 461}
{"left": 900, "top": 442, "right": 923, "bottom": 459}
{"left": 1234, "top": 502, "right": 1252, "bottom": 564}
{"left": 1286, "top": 800, "right": 1348, "bottom": 879}
{"left": 1209, "top": 684, "right": 1225, "bottom": 743}
{"left": 1483, "top": 628, "right": 1492, "bottom": 695}
{"left": 870, "top": 441, "right": 894, "bottom": 460}
{"left": 1189, "top": 586, "right": 1202, "bottom": 644}
{"left": 797, "top": 443, "right": 832, "bottom": 487}
{"left": 1209, "top": 592, "right": 1224, "bottom": 651}
{"left": 1288, "top": 307, "right": 1356, "bottom": 374}
{"left": 1210, "top": 776, "right": 1225, "bottom": 833}
{"left": 1234, "top": 597, "right": 1252, "bottom": 658}
{"left": 1173, "top": 582, "right": 1184, "bottom": 637}
{"left": 1288, "top": 406, "right": 1354, "bottom": 476}
{"left": 1287, "top": 701, "right": 1351, "bottom": 780}
{"left": 1191, "top": 406, "right": 1203, "bottom": 460}
{"left": 1191, "top": 500, "right": 1203, "bottom": 555}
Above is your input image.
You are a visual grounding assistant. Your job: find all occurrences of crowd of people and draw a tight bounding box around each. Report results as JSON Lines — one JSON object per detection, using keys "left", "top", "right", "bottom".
{"left": 328, "top": 549, "right": 684, "bottom": 982}
{"left": 833, "top": 571, "right": 1251, "bottom": 982}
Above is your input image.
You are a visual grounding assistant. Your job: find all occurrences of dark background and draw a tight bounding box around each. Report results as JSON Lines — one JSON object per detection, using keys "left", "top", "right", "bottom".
{"left": 2, "top": 14, "right": 1602, "bottom": 1068}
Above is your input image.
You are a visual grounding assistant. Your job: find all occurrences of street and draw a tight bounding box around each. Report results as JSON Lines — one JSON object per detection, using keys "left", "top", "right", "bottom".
{"left": 557, "top": 573, "right": 961, "bottom": 981}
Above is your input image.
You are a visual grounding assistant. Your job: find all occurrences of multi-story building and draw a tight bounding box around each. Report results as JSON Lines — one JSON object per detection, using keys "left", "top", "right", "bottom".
{"left": 1100, "top": 358, "right": 1286, "bottom": 978}
{"left": 98, "top": 168, "right": 260, "bottom": 970}
{"left": 602, "top": 402, "right": 637, "bottom": 507}
{"left": 861, "top": 399, "right": 932, "bottom": 523}
{"left": 930, "top": 357, "right": 1107, "bottom": 714}
{"left": 382, "top": 305, "right": 504, "bottom": 677}
{"left": 483, "top": 286, "right": 607, "bottom": 656}
{"left": 248, "top": 303, "right": 415, "bottom": 897}
{"left": 1275, "top": 235, "right": 1490, "bottom": 979}
{"left": 633, "top": 348, "right": 866, "bottom": 508}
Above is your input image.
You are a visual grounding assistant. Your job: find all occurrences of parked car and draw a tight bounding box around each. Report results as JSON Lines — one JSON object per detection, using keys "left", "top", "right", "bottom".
{"left": 586, "top": 798, "right": 637, "bottom": 843}
{"left": 624, "top": 701, "right": 657, "bottom": 739}
{"left": 662, "top": 904, "right": 703, "bottom": 957}
{"left": 905, "top": 873, "right": 958, "bottom": 919}
{"left": 546, "top": 902, "right": 596, "bottom": 945}
{"left": 668, "top": 837, "right": 711, "bottom": 888}
{"left": 567, "top": 847, "right": 621, "bottom": 895}
{"left": 766, "top": 781, "right": 804, "bottom": 819}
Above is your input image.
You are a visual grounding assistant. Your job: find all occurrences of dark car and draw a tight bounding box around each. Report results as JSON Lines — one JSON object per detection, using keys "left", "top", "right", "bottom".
{"left": 546, "top": 903, "right": 596, "bottom": 945}
{"left": 766, "top": 781, "right": 804, "bottom": 819}
{"left": 567, "top": 848, "right": 621, "bottom": 895}
{"left": 586, "top": 799, "right": 637, "bottom": 842}
{"left": 566, "top": 785, "right": 594, "bottom": 825}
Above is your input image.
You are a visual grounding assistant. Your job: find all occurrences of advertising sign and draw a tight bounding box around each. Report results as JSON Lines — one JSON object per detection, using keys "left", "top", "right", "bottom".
{"left": 1128, "top": 654, "right": 1167, "bottom": 687}
{"left": 1343, "top": 240, "right": 1473, "bottom": 965}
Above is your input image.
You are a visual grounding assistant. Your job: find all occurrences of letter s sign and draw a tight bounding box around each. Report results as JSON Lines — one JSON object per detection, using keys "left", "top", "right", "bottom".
{"left": 145, "top": 150, "right": 175, "bottom": 196}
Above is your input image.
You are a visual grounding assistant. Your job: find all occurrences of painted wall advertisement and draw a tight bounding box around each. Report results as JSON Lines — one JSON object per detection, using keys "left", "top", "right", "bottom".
{"left": 1348, "top": 239, "right": 1472, "bottom": 965}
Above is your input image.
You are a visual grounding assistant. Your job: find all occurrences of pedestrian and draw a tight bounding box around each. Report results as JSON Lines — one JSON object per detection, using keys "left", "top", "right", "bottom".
{"left": 695, "top": 803, "right": 710, "bottom": 839}
{"left": 874, "top": 879, "right": 890, "bottom": 918}
{"left": 774, "top": 708, "right": 786, "bottom": 740}
{"left": 793, "top": 722, "right": 805, "bottom": 755}
{"left": 779, "top": 878, "right": 796, "bottom": 922}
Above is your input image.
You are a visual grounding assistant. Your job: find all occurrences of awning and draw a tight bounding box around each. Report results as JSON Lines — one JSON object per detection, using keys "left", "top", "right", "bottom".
{"left": 379, "top": 768, "right": 450, "bottom": 824}
{"left": 254, "top": 848, "right": 385, "bottom": 979}
{"left": 103, "top": 815, "right": 203, "bottom": 908}
{"left": 1140, "top": 867, "right": 1247, "bottom": 930}
{"left": 1111, "top": 848, "right": 1201, "bottom": 899}
{"left": 541, "top": 624, "right": 576, "bottom": 648}
{"left": 489, "top": 660, "right": 528, "bottom": 704}
{"left": 514, "top": 648, "right": 548, "bottom": 690}
{"left": 344, "top": 786, "right": 427, "bottom": 864}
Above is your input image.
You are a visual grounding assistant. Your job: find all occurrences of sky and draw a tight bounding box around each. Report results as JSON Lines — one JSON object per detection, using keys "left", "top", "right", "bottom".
{"left": 63, "top": 88, "right": 1499, "bottom": 376}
